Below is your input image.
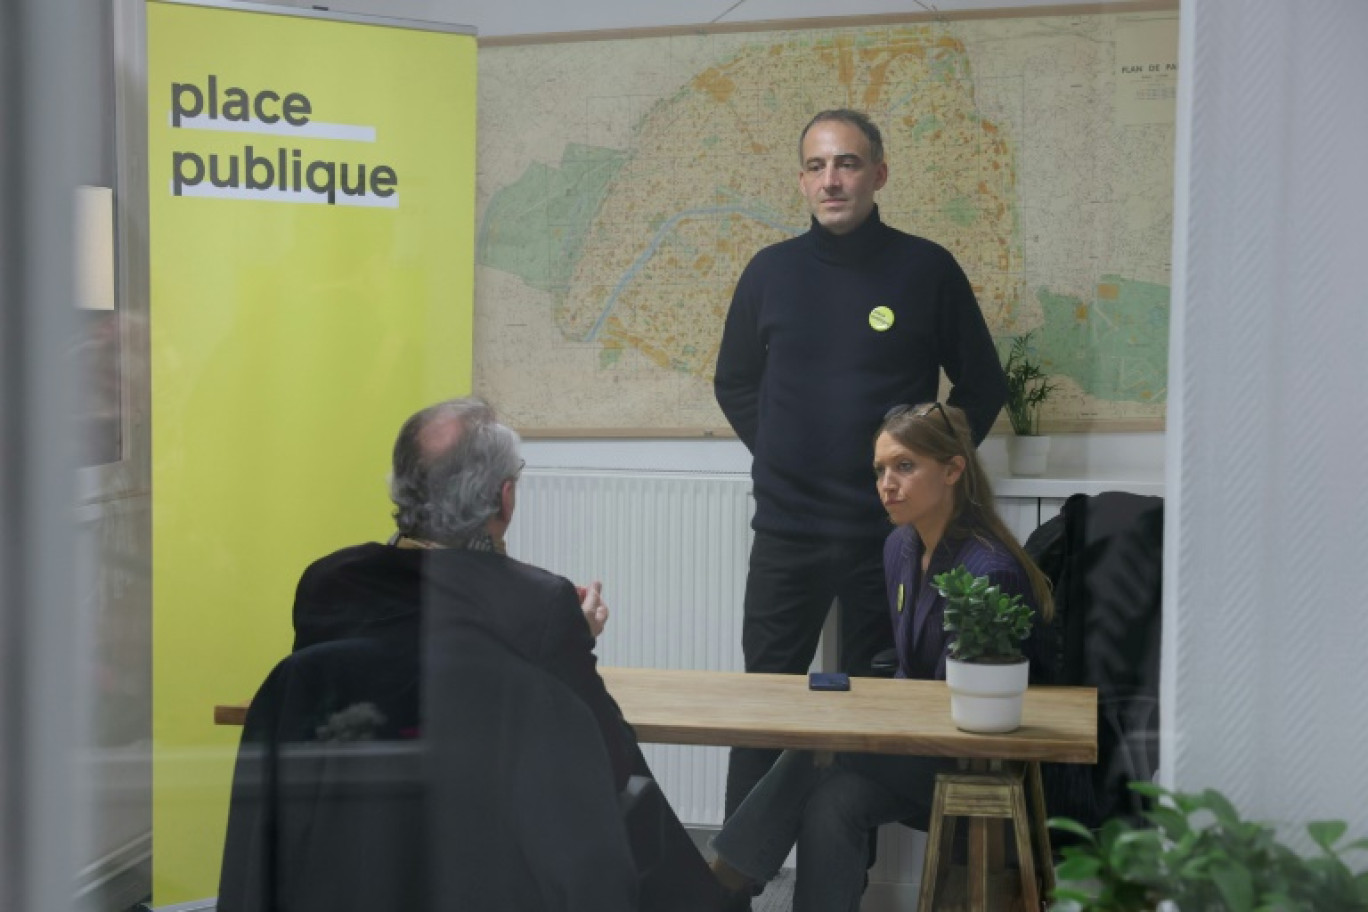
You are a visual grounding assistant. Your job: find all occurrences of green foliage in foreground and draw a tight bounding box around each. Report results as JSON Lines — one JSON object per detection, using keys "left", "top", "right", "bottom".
{"left": 1049, "top": 783, "right": 1368, "bottom": 911}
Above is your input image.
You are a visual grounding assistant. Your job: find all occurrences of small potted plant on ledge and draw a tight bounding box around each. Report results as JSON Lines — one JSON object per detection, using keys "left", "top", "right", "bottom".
{"left": 1002, "top": 331, "right": 1057, "bottom": 476}
{"left": 934, "top": 565, "right": 1036, "bottom": 733}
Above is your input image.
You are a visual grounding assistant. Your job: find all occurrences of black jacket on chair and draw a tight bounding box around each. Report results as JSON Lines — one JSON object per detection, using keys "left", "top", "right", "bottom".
{"left": 1028, "top": 492, "right": 1164, "bottom": 830}
{"left": 218, "top": 628, "right": 639, "bottom": 912}
{"left": 218, "top": 633, "right": 426, "bottom": 912}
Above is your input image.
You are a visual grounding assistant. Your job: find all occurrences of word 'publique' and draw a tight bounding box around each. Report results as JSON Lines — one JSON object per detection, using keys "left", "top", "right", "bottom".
{"left": 168, "top": 76, "right": 398, "bottom": 205}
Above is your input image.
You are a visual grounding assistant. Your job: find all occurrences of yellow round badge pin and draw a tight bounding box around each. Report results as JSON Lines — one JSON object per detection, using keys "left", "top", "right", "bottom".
{"left": 868, "top": 306, "right": 895, "bottom": 332}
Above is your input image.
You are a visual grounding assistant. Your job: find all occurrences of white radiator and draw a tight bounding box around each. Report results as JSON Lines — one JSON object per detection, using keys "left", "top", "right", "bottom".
{"left": 505, "top": 470, "right": 926, "bottom": 903}
{"left": 505, "top": 470, "right": 753, "bottom": 825}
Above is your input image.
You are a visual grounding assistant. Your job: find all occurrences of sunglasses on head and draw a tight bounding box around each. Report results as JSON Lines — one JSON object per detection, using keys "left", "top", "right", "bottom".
{"left": 883, "top": 402, "right": 954, "bottom": 437}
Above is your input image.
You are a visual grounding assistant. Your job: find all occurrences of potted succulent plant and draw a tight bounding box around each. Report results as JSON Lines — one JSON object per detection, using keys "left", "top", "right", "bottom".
{"left": 1002, "top": 331, "right": 1058, "bottom": 476}
{"left": 934, "top": 565, "right": 1036, "bottom": 733}
{"left": 1049, "top": 783, "right": 1368, "bottom": 912}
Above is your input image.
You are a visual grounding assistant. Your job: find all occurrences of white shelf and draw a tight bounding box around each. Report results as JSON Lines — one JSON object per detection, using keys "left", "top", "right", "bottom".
{"left": 992, "top": 474, "right": 1165, "bottom": 499}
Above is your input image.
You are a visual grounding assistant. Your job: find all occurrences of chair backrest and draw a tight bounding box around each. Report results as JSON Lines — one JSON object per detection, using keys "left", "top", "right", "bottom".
{"left": 1027, "top": 492, "right": 1164, "bottom": 829}
{"left": 218, "top": 635, "right": 424, "bottom": 912}
{"left": 219, "top": 627, "right": 637, "bottom": 912}
{"left": 423, "top": 622, "right": 638, "bottom": 912}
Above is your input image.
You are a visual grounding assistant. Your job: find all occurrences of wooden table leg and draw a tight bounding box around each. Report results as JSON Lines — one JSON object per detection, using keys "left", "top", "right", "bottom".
{"left": 1010, "top": 779, "right": 1040, "bottom": 910}
{"left": 987, "top": 816, "right": 1005, "bottom": 874}
{"left": 940, "top": 815, "right": 957, "bottom": 889}
{"left": 1027, "top": 761, "right": 1055, "bottom": 897}
{"left": 967, "top": 817, "right": 989, "bottom": 912}
{"left": 919, "top": 776, "right": 949, "bottom": 912}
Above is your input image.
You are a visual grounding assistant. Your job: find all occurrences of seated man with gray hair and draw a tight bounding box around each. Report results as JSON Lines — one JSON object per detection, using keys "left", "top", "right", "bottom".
{"left": 288, "top": 396, "right": 724, "bottom": 910}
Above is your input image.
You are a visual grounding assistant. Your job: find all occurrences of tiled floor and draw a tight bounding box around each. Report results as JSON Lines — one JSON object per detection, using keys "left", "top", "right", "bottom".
{"left": 753, "top": 867, "right": 795, "bottom": 911}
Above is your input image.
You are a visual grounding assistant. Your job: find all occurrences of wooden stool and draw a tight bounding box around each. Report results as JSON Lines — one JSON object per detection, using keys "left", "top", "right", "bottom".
{"left": 917, "top": 761, "right": 1055, "bottom": 912}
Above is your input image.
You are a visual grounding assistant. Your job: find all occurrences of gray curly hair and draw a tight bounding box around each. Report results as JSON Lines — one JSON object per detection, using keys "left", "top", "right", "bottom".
{"left": 389, "top": 397, "right": 522, "bottom": 544}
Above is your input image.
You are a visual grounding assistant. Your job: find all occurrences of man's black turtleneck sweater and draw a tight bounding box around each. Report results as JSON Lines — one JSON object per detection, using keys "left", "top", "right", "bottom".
{"left": 714, "top": 206, "right": 1007, "bottom": 540}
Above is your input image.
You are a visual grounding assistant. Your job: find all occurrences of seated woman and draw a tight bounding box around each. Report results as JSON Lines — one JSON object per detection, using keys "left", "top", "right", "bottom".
{"left": 709, "top": 402, "right": 1055, "bottom": 912}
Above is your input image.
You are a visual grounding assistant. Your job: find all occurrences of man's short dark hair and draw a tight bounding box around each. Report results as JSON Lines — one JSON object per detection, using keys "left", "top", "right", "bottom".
{"left": 798, "top": 109, "right": 885, "bottom": 165}
{"left": 389, "top": 397, "right": 521, "bottom": 544}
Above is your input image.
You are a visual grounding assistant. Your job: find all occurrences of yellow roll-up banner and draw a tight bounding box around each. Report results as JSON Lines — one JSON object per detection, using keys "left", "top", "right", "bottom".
{"left": 147, "top": 1, "right": 475, "bottom": 901}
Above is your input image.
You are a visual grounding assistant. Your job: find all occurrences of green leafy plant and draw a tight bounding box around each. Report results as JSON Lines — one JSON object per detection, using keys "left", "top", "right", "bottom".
{"left": 1049, "top": 783, "right": 1368, "bottom": 912}
{"left": 933, "top": 565, "right": 1034, "bottom": 663}
{"left": 1003, "top": 331, "right": 1057, "bottom": 436}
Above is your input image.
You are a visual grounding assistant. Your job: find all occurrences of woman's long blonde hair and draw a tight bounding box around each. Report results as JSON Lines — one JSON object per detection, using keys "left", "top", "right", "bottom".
{"left": 877, "top": 403, "right": 1053, "bottom": 620}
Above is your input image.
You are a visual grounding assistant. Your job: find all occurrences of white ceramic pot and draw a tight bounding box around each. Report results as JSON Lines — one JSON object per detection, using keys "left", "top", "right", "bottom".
{"left": 945, "top": 657, "right": 1030, "bottom": 733}
{"left": 1007, "top": 434, "right": 1050, "bottom": 476}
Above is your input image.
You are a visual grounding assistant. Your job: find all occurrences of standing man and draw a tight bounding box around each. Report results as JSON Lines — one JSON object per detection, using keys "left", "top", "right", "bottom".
{"left": 713, "top": 109, "right": 1008, "bottom": 818}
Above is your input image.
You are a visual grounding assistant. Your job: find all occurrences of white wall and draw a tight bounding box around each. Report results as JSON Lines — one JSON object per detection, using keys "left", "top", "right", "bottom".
{"left": 1164, "top": 0, "right": 1368, "bottom": 841}
{"left": 518, "top": 433, "right": 1164, "bottom": 481}
{"left": 282, "top": 0, "right": 1143, "bottom": 38}
{"left": 2, "top": 2, "right": 100, "bottom": 908}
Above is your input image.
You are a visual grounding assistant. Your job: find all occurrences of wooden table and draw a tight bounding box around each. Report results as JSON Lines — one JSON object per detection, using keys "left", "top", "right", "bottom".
{"left": 216, "top": 667, "right": 1096, "bottom": 911}
{"left": 215, "top": 668, "right": 1096, "bottom": 764}
{"left": 597, "top": 667, "right": 1096, "bottom": 763}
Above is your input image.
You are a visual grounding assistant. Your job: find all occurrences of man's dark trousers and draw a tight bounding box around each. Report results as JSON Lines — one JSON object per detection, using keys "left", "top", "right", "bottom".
{"left": 723, "top": 529, "right": 894, "bottom": 818}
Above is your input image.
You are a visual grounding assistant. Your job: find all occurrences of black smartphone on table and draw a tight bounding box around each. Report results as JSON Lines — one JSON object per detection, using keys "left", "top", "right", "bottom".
{"left": 808, "top": 671, "right": 851, "bottom": 691}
